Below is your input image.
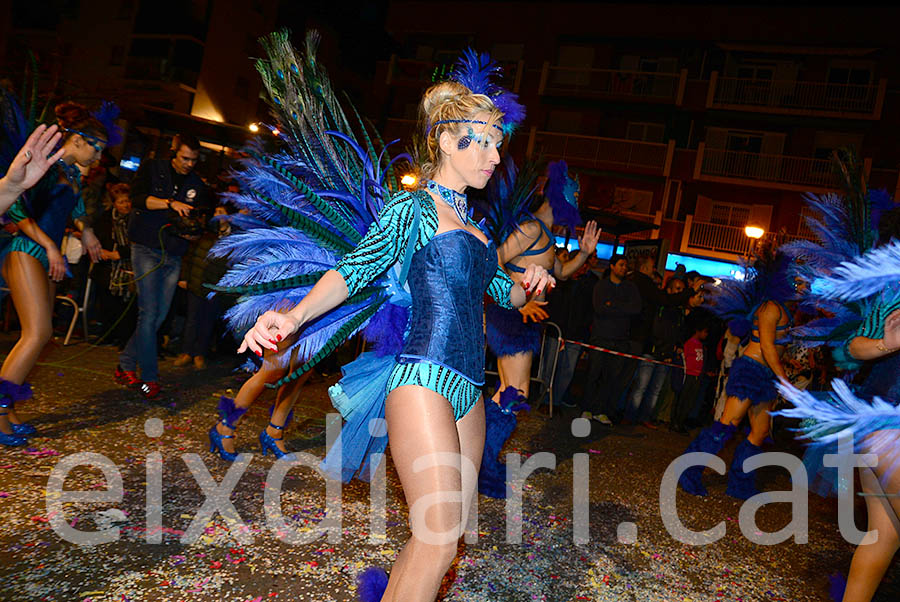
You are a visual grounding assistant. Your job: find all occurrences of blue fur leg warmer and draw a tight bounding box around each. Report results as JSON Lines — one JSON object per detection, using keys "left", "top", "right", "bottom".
{"left": 0, "top": 379, "right": 33, "bottom": 408}
{"left": 478, "top": 387, "right": 524, "bottom": 499}
{"left": 357, "top": 566, "right": 388, "bottom": 602}
{"left": 726, "top": 438, "right": 764, "bottom": 500}
{"left": 678, "top": 422, "right": 737, "bottom": 496}
{"left": 485, "top": 304, "right": 541, "bottom": 357}
{"left": 217, "top": 396, "right": 247, "bottom": 428}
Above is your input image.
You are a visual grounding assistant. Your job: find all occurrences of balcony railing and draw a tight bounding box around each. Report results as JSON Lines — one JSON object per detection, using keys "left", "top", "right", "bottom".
{"left": 708, "top": 71, "right": 886, "bottom": 119}
{"left": 693, "top": 143, "right": 874, "bottom": 192}
{"left": 539, "top": 63, "right": 686, "bottom": 104}
{"left": 527, "top": 129, "right": 674, "bottom": 175}
{"left": 682, "top": 216, "right": 816, "bottom": 259}
{"left": 386, "top": 56, "right": 523, "bottom": 92}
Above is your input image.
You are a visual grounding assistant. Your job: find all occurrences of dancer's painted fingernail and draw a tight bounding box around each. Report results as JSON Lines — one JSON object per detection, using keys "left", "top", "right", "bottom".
{"left": 537, "top": 289, "right": 542, "bottom": 295}
{"left": 523, "top": 281, "right": 530, "bottom": 288}
{"left": 255, "top": 350, "right": 262, "bottom": 356}
{"left": 276, "top": 334, "right": 282, "bottom": 342}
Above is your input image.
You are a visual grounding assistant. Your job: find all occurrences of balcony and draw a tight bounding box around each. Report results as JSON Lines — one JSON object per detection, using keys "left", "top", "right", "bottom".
{"left": 693, "top": 143, "right": 872, "bottom": 193}
{"left": 526, "top": 128, "right": 675, "bottom": 176}
{"left": 385, "top": 55, "right": 523, "bottom": 92}
{"left": 681, "top": 216, "right": 816, "bottom": 260}
{"left": 539, "top": 63, "right": 686, "bottom": 104}
{"left": 707, "top": 71, "right": 887, "bottom": 119}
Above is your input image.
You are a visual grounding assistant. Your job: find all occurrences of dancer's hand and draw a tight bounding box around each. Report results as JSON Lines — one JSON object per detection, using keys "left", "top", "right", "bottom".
{"left": 883, "top": 309, "right": 900, "bottom": 351}
{"left": 519, "top": 299, "right": 549, "bottom": 323}
{"left": 46, "top": 246, "right": 66, "bottom": 282}
{"left": 238, "top": 310, "right": 301, "bottom": 356}
{"left": 1, "top": 125, "right": 65, "bottom": 196}
{"left": 520, "top": 264, "right": 555, "bottom": 296}
{"left": 577, "top": 220, "right": 600, "bottom": 256}
{"left": 80, "top": 228, "right": 102, "bottom": 262}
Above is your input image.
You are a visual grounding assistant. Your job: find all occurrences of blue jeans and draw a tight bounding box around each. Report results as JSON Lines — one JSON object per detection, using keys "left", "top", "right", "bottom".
{"left": 625, "top": 357, "right": 669, "bottom": 422}
{"left": 538, "top": 338, "right": 582, "bottom": 406}
{"left": 119, "top": 244, "right": 182, "bottom": 382}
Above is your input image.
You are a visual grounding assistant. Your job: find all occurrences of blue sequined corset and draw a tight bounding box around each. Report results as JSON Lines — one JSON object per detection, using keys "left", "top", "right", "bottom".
{"left": 399, "top": 230, "right": 497, "bottom": 385}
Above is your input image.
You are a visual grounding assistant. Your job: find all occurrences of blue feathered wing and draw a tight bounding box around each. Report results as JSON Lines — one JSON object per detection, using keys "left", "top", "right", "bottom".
{"left": 207, "top": 30, "right": 411, "bottom": 387}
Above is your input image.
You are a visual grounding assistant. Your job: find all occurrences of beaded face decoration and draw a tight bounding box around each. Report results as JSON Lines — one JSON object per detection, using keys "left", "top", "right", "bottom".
{"left": 456, "top": 125, "right": 503, "bottom": 152}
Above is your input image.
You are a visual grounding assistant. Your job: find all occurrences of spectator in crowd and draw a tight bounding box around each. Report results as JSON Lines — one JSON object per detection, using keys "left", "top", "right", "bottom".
{"left": 623, "top": 257, "right": 693, "bottom": 425}
{"left": 578, "top": 254, "right": 641, "bottom": 425}
{"left": 625, "top": 273, "right": 690, "bottom": 426}
{"left": 539, "top": 251, "right": 600, "bottom": 409}
{"left": 670, "top": 322, "right": 709, "bottom": 433}
{"left": 115, "top": 133, "right": 210, "bottom": 399}
{"left": 174, "top": 202, "right": 232, "bottom": 370}
{"left": 92, "top": 183, "right": 137, "bottom": 347}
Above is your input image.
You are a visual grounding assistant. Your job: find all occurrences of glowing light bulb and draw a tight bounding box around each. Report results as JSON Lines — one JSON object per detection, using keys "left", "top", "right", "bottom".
{"left": 744, "top": 225, "right": 764, "bottom": 239}
{"left": 249, "top": 123, "right": 259, "bottom": 133}
{"left": 400, "top": 174, "right": 417, "bottom": 187}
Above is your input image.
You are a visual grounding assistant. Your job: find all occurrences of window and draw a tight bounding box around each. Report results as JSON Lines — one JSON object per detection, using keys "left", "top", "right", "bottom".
{"left": 626, "top": 122, "right": 665, "bottom": 143}
{"left": 726, "top": 131, "right": 763, "bottom": 154}
{"left": 827, "top": 65, "right": 872, "bottom": 86}
{"left": 545, "top": 110, "right": 582, "bottom": 134}
{"left": 736, "top": 63, "right": 775, "bottom": 81}
{"left": 797, "top": 206, "right": 821, "bottom": 238}
{"left": 709, "top": 202, "right": 751, "bottom": 227}
{"left": 613, "top": 187, "right": 654, "bottom": 215}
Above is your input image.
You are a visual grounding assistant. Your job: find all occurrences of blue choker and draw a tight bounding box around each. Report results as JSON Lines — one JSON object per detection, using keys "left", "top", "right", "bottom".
{"left": 425, "top": 180, "right": 468, "bottom": 223}
{"left": 58, "top": 160, "right": 81, "bottom": 185}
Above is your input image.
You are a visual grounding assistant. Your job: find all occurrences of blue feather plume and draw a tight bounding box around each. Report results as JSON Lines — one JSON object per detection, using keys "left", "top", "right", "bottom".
{"left": 450, "top": 48, "right": 526, "bottom": 132}
{"left": 811, "top": 241, "right": 900, "bottom": 301}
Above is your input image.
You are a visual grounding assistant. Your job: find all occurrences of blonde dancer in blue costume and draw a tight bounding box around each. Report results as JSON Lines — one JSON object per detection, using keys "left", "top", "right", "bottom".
{"left": 236, "top": 43, "right": 552, "bottom": 601}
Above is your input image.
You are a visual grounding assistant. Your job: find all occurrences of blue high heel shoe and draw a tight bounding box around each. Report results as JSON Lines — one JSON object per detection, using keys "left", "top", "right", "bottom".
{"left": 259, "top": 422, "right": 296, "bottom": 460}
{"left": 11, "top": 422, "right": 36, "bottom": 436}
{"left": 0, "top": 408, "right": 27, "bottom": 447}
{"left": 208, "top": 421, "right": 239, "bottom": 462}
{"left": 208, "top": 396, "right": 246, "bottom": 462}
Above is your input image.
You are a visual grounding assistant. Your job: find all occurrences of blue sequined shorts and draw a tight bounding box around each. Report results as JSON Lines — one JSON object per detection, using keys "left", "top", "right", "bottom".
{"left": 726, "top": 356, "right": 777, "bottom": 405}
{"left": 386, "top": 361, "right": 481, "bottom": 421}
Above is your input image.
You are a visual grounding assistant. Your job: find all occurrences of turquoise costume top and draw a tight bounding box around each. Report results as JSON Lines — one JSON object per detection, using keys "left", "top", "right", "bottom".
{"left": 323, "top": 189, "right": 515, "bottom": 481}
{"left": 855, "top": 287, "right": 900, "bottom": 401}
{"left": 5, "top": 164, "right": 85, "bottom": 270}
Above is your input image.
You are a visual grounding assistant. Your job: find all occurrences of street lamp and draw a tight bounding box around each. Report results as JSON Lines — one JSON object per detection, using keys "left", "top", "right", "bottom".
{"left": 248, "top": 123, "right": 260, "bottom": 133}
{"left": 744, "top": 225, "right": 765, "bottom": 262}
{"left": 400, "top": 174, "right": 417, "bottom": 188}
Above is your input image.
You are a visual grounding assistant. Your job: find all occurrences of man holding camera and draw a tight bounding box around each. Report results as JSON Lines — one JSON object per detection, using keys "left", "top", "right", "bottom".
{"left": 115, "top": 134, "right": 209, "bottom": 399}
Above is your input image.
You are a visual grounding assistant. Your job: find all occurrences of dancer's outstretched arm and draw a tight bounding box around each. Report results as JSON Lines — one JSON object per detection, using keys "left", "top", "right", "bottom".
{"left": 849, "top": 309, "right": 900, "bottom": 361}
{"left": 0, "top": 125, "right": 65, "bottom": 214}
{"left": 555, "top": 220, "right": 600, "bottom": 280}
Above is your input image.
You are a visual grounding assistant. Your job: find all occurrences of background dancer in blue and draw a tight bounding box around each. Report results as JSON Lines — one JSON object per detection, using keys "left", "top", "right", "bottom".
{"left": 0, "top": 97, "right": 116, "bottom": 445}
{"left": 678, "top": 239, "right": 796, "bottom": 498}
{"left": 237, "top": 41, "right": 552, "bottom": 601}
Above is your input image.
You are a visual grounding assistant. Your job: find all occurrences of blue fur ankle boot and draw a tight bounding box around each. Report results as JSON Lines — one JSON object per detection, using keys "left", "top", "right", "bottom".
{"left": 726, "top": 438, "right": 764, "bottom": 500}
{"left": 678, "top": 422, "right": 736, "bottom": 496}
{"left": 478, "top": 387, "right": 527, "bottom": 499}
{"left": 357, "top": 566, "right": 388, "bottom": 602}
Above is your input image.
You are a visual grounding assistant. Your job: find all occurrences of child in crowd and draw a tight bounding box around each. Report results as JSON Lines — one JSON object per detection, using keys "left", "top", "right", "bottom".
{"left": 671, "top": 323, "right": 708, "bottom": 433}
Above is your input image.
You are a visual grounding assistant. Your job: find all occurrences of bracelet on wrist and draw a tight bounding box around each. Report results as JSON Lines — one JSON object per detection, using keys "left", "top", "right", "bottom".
{"left": 876, "top": 339, "right": 898, "bottom": 353}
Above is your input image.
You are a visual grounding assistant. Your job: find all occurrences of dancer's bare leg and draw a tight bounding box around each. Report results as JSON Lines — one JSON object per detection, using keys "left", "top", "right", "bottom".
{"left": 746, "top": 401, "right": 773, "bottom": 447}
{"left": 0, "top": 252, "right": 53, "bottom": 433}
{"left": 266, "top": 353, "right": 311, "bottom": 454}
{"left": 214, "top": 342, "right": 305, "bottom": 454}
{"left": 490, "top": 352, "right": 532, "bottom": 404}
{"left": 844, "top": 433, "right": 900, "bottom": 602}
{"left": 382, "top": 387, "right": 484, "bottom": 602}
{"left": 718, "top": 395, "right": 750, "bottom": 427}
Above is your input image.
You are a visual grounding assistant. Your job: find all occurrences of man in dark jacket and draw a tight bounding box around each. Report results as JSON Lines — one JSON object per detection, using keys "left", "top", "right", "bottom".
{"left": 578, "top": 254, "right": 641, "bottom": 424}
{"left": 115, "top": 134, "right": 210, "bottom": 399}
{"left": 624, "top": 258, "right": 695, "bottom": 424}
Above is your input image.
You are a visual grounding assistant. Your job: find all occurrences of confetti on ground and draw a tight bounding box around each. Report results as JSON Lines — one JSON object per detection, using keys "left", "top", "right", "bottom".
{"left": 0, "top": 336, "right": 894, "bottom": 600}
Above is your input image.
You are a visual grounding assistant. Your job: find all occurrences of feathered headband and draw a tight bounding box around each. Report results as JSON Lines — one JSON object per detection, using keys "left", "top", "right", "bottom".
{"left": 431, "top": 48, "right": 525, "bottom": 136}
{"left": 91, "top": 100, "right": 123, "bottom": 147}
{"left": 544, "top": 160, "right": 581, "bottom": 233}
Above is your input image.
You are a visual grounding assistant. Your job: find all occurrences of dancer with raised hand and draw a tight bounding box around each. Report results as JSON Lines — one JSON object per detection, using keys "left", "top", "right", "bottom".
{"left": 677, "top": 238, "right": 796, "bottom": 498}
{"left": 0, "top": 98, "right": 119, "bottom": 445}
{"left": 0, "top": 124, "right": 66, "bottom": 213}
{"left": 234, "top": 37, "right": 548, "bottom": 601}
